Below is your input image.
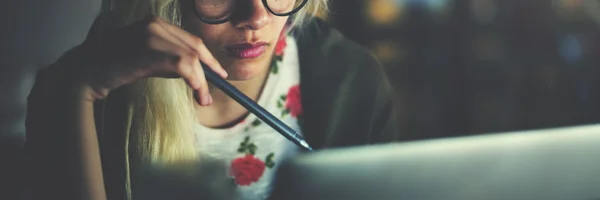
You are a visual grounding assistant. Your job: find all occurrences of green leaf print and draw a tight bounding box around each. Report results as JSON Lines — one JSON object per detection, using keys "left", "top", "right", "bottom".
{"left": 248, "top": 144, "right": 257, "bottom": 155}
{"left": 270, "top": 59, "right": 279, "bottom": 74}
{"left": 238, "top": 137, "right": 250, "bottom": 153}
{"left": 265, "top": 153, "right": 276, "bottom": 168}
{"left": 265, "top": 162, "right": 275, "bottom": 169}
{"left": 266, "top": 153, "right": 275, "bottom": 162}
{"left": 251, "top": 119, "right": 262, "bottom": 127}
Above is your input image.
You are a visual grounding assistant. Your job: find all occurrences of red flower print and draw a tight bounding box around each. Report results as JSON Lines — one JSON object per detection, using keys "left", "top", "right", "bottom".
{"left": 285, "top": 85, "right": 303, "bottom": 117}
{"left": 275, "top": 29, "right": 287, "bottom": 56}
{"left": 230, "top": 155, "right": 266, "bottom": 186}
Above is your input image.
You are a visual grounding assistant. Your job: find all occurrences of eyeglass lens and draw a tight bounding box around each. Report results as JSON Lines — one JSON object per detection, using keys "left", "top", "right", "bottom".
{"left": 194, "top": 0, "right": 305, "bottom": 22}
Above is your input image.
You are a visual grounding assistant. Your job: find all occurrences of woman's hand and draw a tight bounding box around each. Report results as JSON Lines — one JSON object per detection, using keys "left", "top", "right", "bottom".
{"left": 75, "top": 16, "right": 227, "bottom": 105}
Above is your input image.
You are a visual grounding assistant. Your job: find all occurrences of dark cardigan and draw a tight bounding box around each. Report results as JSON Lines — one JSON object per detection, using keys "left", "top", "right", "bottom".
{"left": 292, "top": 19, "right": 399, "bottom": 148}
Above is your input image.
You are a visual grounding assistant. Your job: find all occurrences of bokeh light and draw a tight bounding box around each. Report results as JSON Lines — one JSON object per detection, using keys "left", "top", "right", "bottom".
{"left": 366, "top": 0, "right": 405, "bottom": 26}
{"left": 426, "top": 0, "right": 453, "bottom": 23}
{"left": 559, "top": 34, "right": 583, "bottom": 64}
{"left": 371, "top": 40, "right": 404, "bottom": 63}
{"left": 553, "top": 0, "right": 585, "bottom": 21}
{"left": 470, "top": 0, "right": 498, "bottom": 25}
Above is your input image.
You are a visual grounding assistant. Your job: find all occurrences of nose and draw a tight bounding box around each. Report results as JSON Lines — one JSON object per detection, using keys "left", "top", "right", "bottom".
{"left": 232, "top": 0, "right": 271, "bottom": 30}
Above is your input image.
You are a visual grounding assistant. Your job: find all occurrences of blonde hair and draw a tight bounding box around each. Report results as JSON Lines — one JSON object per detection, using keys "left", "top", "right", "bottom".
{"left": 100, "top": 0, "right": 328, "bottom": 199}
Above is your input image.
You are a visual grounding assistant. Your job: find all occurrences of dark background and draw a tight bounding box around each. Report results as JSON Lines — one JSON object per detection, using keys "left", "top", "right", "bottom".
{"left": 2, "top": 0, "right": 600, "bottom": 199}
{"left": 326, "top": 0, "right": 600, "bottom": 139}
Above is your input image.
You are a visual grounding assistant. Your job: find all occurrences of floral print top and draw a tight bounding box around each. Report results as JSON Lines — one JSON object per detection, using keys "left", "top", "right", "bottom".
{"left": 193, "top": 32, "right": 302, "bottom": 200}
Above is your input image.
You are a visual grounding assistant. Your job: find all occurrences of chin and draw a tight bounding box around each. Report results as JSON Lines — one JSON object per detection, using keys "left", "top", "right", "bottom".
{"left": 226, "top": 52, "right": 270, "bottom": 81}
{"left": 224, "top": 59, "right": 270, "bottom": 81}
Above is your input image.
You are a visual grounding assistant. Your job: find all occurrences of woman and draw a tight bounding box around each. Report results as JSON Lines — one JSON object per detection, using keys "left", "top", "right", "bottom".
{"left": 25, "top": 0, "right": 399, "bottom": 199}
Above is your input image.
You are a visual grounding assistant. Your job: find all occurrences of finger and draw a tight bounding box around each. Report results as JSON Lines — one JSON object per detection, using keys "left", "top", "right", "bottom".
{"left": 156, "top": 20, "right": 228, "bottom": 78}
{"left": 174, "top": 54, "right": 211, "bottom": 106}
{"left": 147, "top": 26, "right": 212, "bottom": 105}
{"left": 192, "top": 63, "right": 212, "bottom": 106}
{"left": 180, "top": 49, "right": 211, "bottom": 106}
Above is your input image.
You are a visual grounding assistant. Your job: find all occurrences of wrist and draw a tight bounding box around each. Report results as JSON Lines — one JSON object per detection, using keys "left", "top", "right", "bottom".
{"left": 56, "top": 45, "right": 110, "bottom": 102}
{"left": 76, "top": 83, "right": 111, "bottom": 102}
{"left": 68, "top": 83, "right": 107, "bottom": 103}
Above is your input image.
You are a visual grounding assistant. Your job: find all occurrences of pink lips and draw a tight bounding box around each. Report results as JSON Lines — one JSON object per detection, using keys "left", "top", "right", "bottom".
{"left": 226, "top": 42, "right": 267, "bottom": 59}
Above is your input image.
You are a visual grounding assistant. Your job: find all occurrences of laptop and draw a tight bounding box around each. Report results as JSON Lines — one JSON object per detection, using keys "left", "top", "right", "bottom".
{"left": 270, "top": 124, "right": 600, "bottom": 200}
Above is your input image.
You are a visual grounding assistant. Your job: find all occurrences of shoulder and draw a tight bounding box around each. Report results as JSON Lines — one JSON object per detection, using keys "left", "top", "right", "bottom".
{"left": 293, "top": 18, "right": 382, "bottom": 73}
{"left": 292, "top": 19, "right": 398, "bottom": 147}
{"left": 293, "top": 18, "right": 392, "bottom": 98}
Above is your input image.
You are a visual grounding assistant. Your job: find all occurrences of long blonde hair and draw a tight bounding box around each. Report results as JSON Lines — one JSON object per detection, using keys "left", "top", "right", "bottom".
{"left": 100, "top": 0, "right": 328, "bottom": 198}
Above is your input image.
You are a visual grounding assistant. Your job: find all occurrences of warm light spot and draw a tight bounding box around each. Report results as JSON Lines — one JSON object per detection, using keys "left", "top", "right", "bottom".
{"left": 562, "top": 0, "right": 583, "bottom": 11}
{"left": 366, "top": 0, "right": 403, "bottom": 26}
{"left": 553, "top": 0, "right": 585, "bottom": 21}
{"left": 371, "top": 41, "right": 403, "bottom": 63}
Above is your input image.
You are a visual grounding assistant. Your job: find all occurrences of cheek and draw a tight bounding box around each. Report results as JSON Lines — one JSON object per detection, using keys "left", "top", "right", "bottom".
{"left": 188, "top": 24, "right": 229, "bottom": 54}
{"left": 182, "top": 15, "right": 226, "bottom": 46}
{"left": 274, "top": 15, "right": 289, "bottom": 25}
{"left": 197, "top": 25, "right": 225, "bottom": 45}
{"left": 272, "top": 17, "right": 289, "bottom": 33}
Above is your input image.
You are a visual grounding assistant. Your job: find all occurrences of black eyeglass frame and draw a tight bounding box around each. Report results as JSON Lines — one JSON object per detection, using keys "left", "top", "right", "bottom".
{"left": 193, "top": 0, "right": 309, "bottom": 24}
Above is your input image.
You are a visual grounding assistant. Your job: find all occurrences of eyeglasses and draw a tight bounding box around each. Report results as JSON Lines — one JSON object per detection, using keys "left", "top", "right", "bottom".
{"left": 193, "top": 0, "right": 309, "bottom": 24}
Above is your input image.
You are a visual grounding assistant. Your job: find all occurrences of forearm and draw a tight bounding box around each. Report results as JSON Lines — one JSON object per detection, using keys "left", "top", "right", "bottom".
{"left": 69, "top": 85, "right": 107, "bottom": 200}
{"left": 25, "top": 61, "right": 106, "bottom": 200}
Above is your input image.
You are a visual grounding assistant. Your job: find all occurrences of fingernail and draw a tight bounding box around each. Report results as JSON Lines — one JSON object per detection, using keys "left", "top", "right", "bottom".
{"left": 221, "top": 68, "right": 228, "bottom": 78}
{"left": 207, "top": 95, "right": 213, "bottom": 105}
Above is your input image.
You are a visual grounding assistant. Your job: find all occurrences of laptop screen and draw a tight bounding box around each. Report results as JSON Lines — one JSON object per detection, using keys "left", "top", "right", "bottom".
{"left": 270, "top": 124, "right": 600, "bottom": 200}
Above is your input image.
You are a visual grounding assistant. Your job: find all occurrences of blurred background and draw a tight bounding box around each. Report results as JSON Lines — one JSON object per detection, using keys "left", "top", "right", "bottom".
{"left": 325, "top": 0, "right": 600, "bottom": 139}
{"left": 1, "top": 0, "right": 600, "bottom": 199}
